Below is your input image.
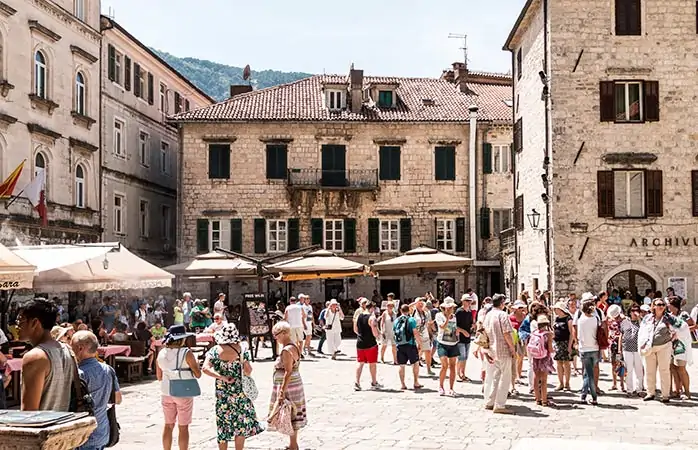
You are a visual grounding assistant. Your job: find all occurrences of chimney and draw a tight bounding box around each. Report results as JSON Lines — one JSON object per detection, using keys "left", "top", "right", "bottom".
{"left": 230, "top": 85, "right": 253, "bottom": 98}
{"left": 349, "top": 68, "right": 363, "bottom": 113}
{"left": 452, "top": 62, "right": 469, "bottom": 93}
{"left": 440, "top": 69, "right": 455, "bottom": 83}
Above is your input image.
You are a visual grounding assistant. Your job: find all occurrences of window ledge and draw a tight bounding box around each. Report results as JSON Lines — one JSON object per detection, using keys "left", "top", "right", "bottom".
{"left": 71, "top": 111, "right": 96, "bottom": 129}
{"left": 27, "top": 122, "right": 62, "bottom": 141}
{"left": 69, "top": 137, "right": 98, "bottom": 153}
{"left": 0, "top": 79, "right": 14, "bottom": 97}
{"left": 28, "top": 20, "right": 61, "bottom": 42}
{"left": 0, "top": 112, "right": 17, "bottom": 127}
{"left": 0, "top": 1, "right": 17, "bottom": 17}
{"left": 29, "top": 94, "right": 59, "bottom": 115}
{"left": 70, "top": 45, "right": 98, "bottom": 64}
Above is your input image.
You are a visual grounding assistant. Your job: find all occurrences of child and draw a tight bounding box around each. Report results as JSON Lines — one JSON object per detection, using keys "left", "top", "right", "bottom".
{"left": 150, "top": 320, "right": 166, "bottom": 339}
{"left": 528, "top": 314, "right": 555, "bottom": 406}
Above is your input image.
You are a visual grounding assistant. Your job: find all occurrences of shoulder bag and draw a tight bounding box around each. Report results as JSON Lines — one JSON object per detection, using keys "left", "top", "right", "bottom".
{"left": 238, "top": 348, "right": 259, "bottom": 401}
{"left": 106, "top": 368, "right": 120, "bottom": 448}
{"left": 596, "top": 316, "right": 610, "bottom": 350}
{"left": 68, "top": 347, "right": 94, "bottom": 415}
{"left": 169, "top": 348, "right": 201, "bottom": 398}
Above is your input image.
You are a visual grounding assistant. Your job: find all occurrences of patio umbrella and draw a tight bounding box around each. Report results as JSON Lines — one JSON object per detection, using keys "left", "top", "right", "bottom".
{"left": 268, "top": 249, "right": 368, "bottom": 281}
{"left": 163, "top": 250, "right": 260, "bottom": 279}
{"left": 0, "top": 243, "right": 35, "bottom": 290}
{"left": 371, "top": 246, "right": 472, "bottom": 277}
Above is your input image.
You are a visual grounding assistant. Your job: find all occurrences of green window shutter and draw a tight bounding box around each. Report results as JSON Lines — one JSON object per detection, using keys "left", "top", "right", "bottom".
{"left": 435, "top": 146, "right": 455, "bottom": 180}
{"left": 133, "top": 63, "right": 140, "bottom": 97}
{"left": 379, "top": 147, "right": 389, "bottom": 180}
{"left": 107, "top": 45, "right": 115, "bottom": 81}
{"left": 399, "top": 218, "right": 412, "bottom": 253}
{"left": 147, "top": 73, "right": 154, "bottom": 105}
{"left": 174, "top": 91, "right": 181, "bottom": 113}
{"left": 288, "top": 218, "right": 300, "bottom": 251}
{"left": 230, "top": 219, "right": 242, "bottom": 253}
{"left": 310, "top": 218, "right": 323, "bottom": 246}
{"left": 480, "top": 207, "right": 491, "bottom": 239}
{"left": 266, "top": 145, "right": 288, "bottom": 179}
{"left": 510, "top": 143, "right": 515, "bottom": 174}
{"left": 379, "top": 146, "right": 400, "bottom": 180}
{"left": 483, "top": 143, "right": 493, "bottom": 174}
{"left": 208, "top": 144, "right": 231, "bottom": 179}
{"left": 196, "top": 219, "right": 209, "bottom": 254}
{"left": 253, "top": 218, "right": 266, "bottom": 254}
{"left": 455, "top": 217, "right": 466, "bottom": 252}
{"left": 344, "top": 218, "right": 356, "bottom": 253}
{"left": 124, "top": 56, "right": 131, "bottom": 91}
{"left": 368, "top": 218, "right": 380, "bottom": 253}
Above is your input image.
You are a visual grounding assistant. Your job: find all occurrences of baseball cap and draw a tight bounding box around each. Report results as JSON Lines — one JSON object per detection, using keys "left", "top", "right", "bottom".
{"left": 640, "top": 304, "right": 651, "bottom": 312}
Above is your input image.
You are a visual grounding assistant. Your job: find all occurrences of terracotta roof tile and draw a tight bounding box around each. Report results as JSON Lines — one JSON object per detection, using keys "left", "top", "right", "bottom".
{"left": 170, "top": 73, "right": 512, "bottom": 123}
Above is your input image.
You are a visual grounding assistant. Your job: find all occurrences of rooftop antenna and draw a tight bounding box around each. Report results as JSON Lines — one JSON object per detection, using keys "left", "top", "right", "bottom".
{"left": 448, "top": 33, "right": 468, "bottom": 70}
{"left": 107, "top": 6, "right": 115, "bottom": 19}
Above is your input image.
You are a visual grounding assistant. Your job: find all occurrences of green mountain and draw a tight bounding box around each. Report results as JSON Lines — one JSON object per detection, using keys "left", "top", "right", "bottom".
{"left": 153, "top": 49, "right": 312, "bottom": 102}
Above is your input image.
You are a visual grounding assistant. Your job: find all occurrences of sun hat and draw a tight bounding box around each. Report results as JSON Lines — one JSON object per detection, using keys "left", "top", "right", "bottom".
{"left": 607, "top": 304, "right": 622, "bottom": 318}
{"left": 164, "top": 324, "right": 194, "bottom": 344}
{"left": 387, "top": 292, "right": 395, "bottom": 297}
{"left": 329, "top": 299, "right": 339, "bottom": 306}
{"left": 440, "top": 296, "right": 456, "bottom": 308}
{"left": 358, "top": 297, "right": 369, "bottom": 305}
{"left": 461, "top": 294, "right": 472, "bottom": 302}
{"left": 640, "top": 304, "right": 651, "bottom": 312}
{"left": 553, "top": 301, "right": 570, "bottom": 315}
{"left": 51, "top": 325, "right": 71, "bottom": 341}
{"left": 581, "top": 292, "right": 595, "bottom": 302}
{"left": 512, "top": 300, "right": 526, "bottom": 309}
{"left": 536, "top": 314, "right": 550, "bottom": 325}
{"left": 214, "top": 323, "right": 240, "bottom": 345}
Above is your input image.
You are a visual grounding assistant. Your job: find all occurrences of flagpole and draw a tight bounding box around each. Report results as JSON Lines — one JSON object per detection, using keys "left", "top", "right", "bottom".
{"left": 5, "top": 189, "right": 25, "bottom": 208}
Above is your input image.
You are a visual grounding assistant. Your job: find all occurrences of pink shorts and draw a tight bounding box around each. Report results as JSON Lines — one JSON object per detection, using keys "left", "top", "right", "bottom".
{"left": 162, "top": 395, "right": 194, "bottom": 426}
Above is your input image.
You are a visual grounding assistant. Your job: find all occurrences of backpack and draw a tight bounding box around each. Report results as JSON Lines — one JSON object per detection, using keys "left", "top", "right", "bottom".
{"left": 393, "top": 316, "right": 411, "bottom": 346}
{"left": 526, "top": 330, "right": 547, "bottom": 359}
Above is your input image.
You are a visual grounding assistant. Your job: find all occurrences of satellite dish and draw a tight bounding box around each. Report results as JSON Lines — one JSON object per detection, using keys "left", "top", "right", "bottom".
{"left": 243, "top": 64, "right": 251, "bottom": 81}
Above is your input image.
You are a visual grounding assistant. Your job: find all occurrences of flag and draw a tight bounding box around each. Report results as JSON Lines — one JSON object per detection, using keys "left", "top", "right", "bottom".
{"left": 23, "top": 170, "right": 47, "bottom": 226}
{"left": 0, "top": 161, "right": 25, "bottom": 199}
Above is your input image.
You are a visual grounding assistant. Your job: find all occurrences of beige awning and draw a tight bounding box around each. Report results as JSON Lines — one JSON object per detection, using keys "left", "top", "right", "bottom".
{"left": 11, "top": 243, "right": 174, "bottom": 292}
{"left": 268, "top": 249, "right": 368, "bottom": 281}
{"left": 0, "top": 243, "right": 35, "bottom": 290}
{"left": 371, "top": 246, "right": 473, "bottom": 276}
{"left": 163, "top": 251, "right": 260, "bottom": 278}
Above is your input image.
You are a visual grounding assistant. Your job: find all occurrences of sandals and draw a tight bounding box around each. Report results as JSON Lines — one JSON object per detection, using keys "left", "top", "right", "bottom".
{"left": 413, "top": 384, "right": 424, "bottom": 390}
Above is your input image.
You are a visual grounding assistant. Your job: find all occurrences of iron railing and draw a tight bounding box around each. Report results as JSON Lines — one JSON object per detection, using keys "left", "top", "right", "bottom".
{"left": 287, "top": 168, "right": 378, "bottom": 190}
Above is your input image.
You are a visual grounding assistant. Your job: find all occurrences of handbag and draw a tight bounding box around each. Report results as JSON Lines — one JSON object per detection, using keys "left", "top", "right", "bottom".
{"left": 106, "top": 369, "right": 120, "bottom": 448}
{"left": 239, "top": 348, "right": 259, "bottom": 401}
{"left": 169, "top": 349, "right": 201, "bottom": 398}
{"left": 267, "top": 397, "right": 295, "bottom": 436}
{"left": 68, "top": 346, "right": 94, "bottom": 415}
{"left": 596, "top": 316, "right": 610, "bottom": 350}
{"left": 324, "top": 311, "right": 338, "bottom": 330}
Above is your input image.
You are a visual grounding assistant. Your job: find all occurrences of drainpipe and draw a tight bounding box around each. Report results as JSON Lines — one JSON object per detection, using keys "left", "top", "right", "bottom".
{"left": 543, "top": 0, "right": 553, "bottom": 293}
{"left": 468, "top": 105, "right": 478, "bottom": 265}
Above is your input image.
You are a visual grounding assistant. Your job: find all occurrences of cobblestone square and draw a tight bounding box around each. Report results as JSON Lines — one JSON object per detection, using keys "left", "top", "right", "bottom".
{"left": 116, "top": 343, "right": 698, "bottom": 450}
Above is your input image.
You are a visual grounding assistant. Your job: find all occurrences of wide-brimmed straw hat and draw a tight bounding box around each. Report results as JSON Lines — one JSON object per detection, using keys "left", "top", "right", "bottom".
{"left": 536, "top": 314, "right": 550, "bottom": 325}
{"left": 214, "top": 323, "right": 240, "bottom": 345}
{"left": 164, "top": 325, "right": 194, "bottom": 344}
{"left": 440, "top": 296, "right": 456, "bottom": 309}
{"left": 329, "top": 299, "right": 340, "bottom": 306}
{"left": 553, "top": 301, "right": 570, "bottom": 315}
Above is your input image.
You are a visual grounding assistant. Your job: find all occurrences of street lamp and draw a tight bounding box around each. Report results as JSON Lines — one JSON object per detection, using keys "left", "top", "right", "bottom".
{"left": 527, "top": 209, "right": 541, "bottom": 230}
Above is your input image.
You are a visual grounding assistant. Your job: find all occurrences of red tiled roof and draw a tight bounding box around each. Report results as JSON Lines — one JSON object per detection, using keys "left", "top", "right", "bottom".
{"left": 169, "top": 74, "right": 512, "bottom": 123}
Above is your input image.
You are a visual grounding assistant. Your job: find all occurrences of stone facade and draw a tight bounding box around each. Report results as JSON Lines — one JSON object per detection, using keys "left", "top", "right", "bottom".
{"left": 506, "top": 0, "right": 698, "bottom": 305}
{"left": 100, "top": 17, "right": 213, "bottom": 267}
{"left": 0, "top": 0, "right": 101, "bottom": 246}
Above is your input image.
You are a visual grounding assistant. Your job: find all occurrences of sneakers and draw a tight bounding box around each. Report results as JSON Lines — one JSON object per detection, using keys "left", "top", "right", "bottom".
{"left": 370, "top": 382, "right": 383, "bottom": 390}
{"left": 439, "top": 387, "right": 446, "bottom": 396}
{"left": 354, "top": 382, "right": 361, "bottom": 391}
{"left": 643, "top": 394, "right": 655, "bottom": 401}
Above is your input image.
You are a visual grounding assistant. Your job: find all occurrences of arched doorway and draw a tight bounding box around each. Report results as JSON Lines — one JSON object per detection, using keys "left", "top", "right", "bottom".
{"left": 607, "top": 270, "right": 656, "bottom": 304}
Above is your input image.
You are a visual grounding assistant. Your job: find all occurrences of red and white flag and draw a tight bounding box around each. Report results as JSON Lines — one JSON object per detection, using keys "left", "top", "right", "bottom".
{"left": 23, "top": 170, "right": 47, "bottom": 226}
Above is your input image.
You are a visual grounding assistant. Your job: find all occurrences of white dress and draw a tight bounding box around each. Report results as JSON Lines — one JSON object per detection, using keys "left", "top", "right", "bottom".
{"left": 325, "top": 309, "right": 344, "bottom": 354}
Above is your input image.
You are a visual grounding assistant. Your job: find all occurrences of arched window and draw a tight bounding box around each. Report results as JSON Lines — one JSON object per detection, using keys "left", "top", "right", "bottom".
{"left": 34, "top": 152, "right": 45, "bottom": 176}
{"left": 75, "top": 72, "right": 86, "bottom": 115}
{"left": 34, "top": 51, "right": 47, "bottom": 99}
{"left": 75, "top": 164, "right": 85, "bottom": 208}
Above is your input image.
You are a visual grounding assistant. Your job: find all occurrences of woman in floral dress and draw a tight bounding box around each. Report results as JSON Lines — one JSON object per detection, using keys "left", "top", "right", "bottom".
{"left": 202, "top": 323, "right": 263, "bottom": 450}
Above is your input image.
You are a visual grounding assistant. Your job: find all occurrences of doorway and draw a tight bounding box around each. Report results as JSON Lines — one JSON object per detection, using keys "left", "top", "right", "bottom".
{"left": 607, "top": 270, "right": 656, "bottom": 304}
{"left": 325, "top": 279, "right": 344, "bottom": 303}
{"left": 321, "top": 145, "right": 346, "bottom": 187}
{"left": 490, "top": 271, "right": 502, "bottom": 295}
{"left": 379, "top": 279, "right": 400, "bottom": 302}
{"left": 436, "top": 279, "right": 455, "bottom": 300}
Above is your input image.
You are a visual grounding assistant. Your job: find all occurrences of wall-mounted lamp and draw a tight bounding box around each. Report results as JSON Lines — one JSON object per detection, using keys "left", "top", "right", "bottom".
{"left": 541, "top": 193, "right": 550, "bottom": 203}
{"left": 527, "top": 209, "right": 541, "bottom": 229}
{"left": 541, "top": 173, "right": 549, "bottom": 187}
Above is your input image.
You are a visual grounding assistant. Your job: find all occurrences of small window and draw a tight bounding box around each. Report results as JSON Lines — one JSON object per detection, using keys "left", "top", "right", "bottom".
{"left": 161, "top": 205, "right": 172, "bottom": 241}
{"left": 265, "top": 144, "right": 288, "bottom": 179}
{"left": 324, "top": 219, "right": 344, "bottom": 252}
{"left": 34, "top": 152, "right": 46, "bottom": 177}
{"left": 492, "top": 145, "right": 510, "bottom": 173}
{"left": 600, "top": 80, "right": 658, "bottom": 122}
{"left": 492, "top": 209, "right": 512, "bottom": 235}
{"left": 160, "top": 142, "right": 170, "bottom": 174}
{"left": 75, "top": 72, "right": 86, "bottom": 115}
{"left": 208, "top": 219, "right": 230, "bottom": 251}
{"left": 435, "top": 146, "right": 456, "bottom": 181}
{"left": 615, "top": 82, "right": 642, "bottom": 122}
{"left": 379, "top": 146, "right": 401, "bottom": 180}
{"left": 615, "top": 0, "right": 641, "bottom": 36}
{"left": 379, "top": 219, "right": 399, "bottom": 252}
{"left": 597, "top": 170, "right": 663, "bottom": 218}
{"left": 113, "top": 51, "right": 121, "bottom": 85}
{"left": 113, "top": 194, "right": 124, "bottom": 233}
{"left": 159, "top": 83, "right": 167, "bottom": 112}
{"left": 113, "top": 119, "right": 124, "bottom": 157}
{"left": 174, "top": 91, "right": 181, "bottom": 114}
{"left": 208, "top": 144, "right": 230, "bottom": 179}
{"left": 74, "top": 0, "right": 85, "bottom": 20}
{"left": 436, "top": 219, "right": 455, "bottom": 251}
{"left": 614, "top": 170, "right": 645, "bottom": 217}
{"left": 378, "top": 90, "right": 394, "bottom": 107}
{"left": 75, "top": 164, "right": 85, "bottom": 208}
{"left": 139, "top": 131, "right": 149, "bottom": 167}
{"left": 267, "top": 220, "right": 287, "bottom": 253}
{"left": 326, "top": 90, "right": 344, "bottom": 110}
{"left": 34, "top": 51, "right": 47, "bottom": 98}
{"left": 139, "top": 199, "right": 149, "bottom": 237}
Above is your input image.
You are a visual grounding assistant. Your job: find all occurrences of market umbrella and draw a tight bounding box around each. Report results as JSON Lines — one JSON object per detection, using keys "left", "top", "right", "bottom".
{"left": 370, "top": 246, "right": 472, "bottom": 277}
{"left": 163, "top": 250, "right": 261, "bottom": 279}
{"left": 0, "top": 242, "right": 35, "bottom": 290}
{"left": 268, "top": 249, "right": 368, "bottom": 281}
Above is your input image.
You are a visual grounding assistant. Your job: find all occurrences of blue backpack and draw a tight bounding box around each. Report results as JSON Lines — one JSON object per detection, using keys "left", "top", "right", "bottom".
{"left": 393, "top": 316, "right": 412, "bottom": 346}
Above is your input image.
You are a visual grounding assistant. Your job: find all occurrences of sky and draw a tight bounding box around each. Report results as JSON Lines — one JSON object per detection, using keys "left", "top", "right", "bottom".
{"left": 101, "top": 0, "right": 527, "bottom": 77}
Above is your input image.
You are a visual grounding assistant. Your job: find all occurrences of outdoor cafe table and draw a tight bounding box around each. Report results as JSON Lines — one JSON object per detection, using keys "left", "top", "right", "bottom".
{"left": 4, "top": 358, "right": 23, "bottom": 408}
{"left": 97, "top": 345, "right": 131, "bottom": 367}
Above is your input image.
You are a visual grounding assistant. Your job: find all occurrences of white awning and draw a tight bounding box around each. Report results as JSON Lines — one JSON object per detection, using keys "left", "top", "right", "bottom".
{"left": 0, "top": 243, "right": 35, "bottom": 290}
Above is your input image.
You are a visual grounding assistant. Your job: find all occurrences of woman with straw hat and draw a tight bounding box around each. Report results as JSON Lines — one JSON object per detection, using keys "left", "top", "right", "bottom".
{"left": 434, "top": 296, "right": 459, "bottom": 396}
{"left": 324, "top": 299, "right": 345, "bottom": 360}
{"left": 552, "top": 301, "right": 574, "bottom": 391}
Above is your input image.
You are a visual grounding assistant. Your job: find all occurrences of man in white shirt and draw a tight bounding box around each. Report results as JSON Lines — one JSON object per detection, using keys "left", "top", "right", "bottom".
{"left": 573, "top": 292, "right": 606, "bottom": 394}
{"left": 300, "top": 294, "right": 315, "bottom": 355}
{"left": 284, "top": 297, "right": 306, "bottom": 354}
{"left": 464, "top": 288, "right": 479, "bottom": 311}
{"left": 213, "top": 293, "right": 226, "bottom": 319}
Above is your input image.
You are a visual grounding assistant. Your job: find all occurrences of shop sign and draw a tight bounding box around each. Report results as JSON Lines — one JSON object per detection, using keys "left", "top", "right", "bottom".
{"left": 630, "top": 237, "right": 698, "bottom": 247}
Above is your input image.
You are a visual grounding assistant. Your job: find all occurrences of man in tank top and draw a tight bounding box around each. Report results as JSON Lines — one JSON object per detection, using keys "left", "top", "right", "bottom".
{"left": 17, "top": 298, "right": 75, "bottom": 411}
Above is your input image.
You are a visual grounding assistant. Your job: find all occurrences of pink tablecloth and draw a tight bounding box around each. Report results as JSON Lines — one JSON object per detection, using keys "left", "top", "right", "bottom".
{"left": 154, "top": 334, "right": 214, "bottom": 347}
{"left": 98, "top": 345, "right": 131, "bottom": 358}
{"left": 5, "top": 358, "right": 22, "bottom": 372}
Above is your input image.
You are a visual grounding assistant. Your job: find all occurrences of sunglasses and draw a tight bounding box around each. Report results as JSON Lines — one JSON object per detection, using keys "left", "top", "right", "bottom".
{"left": 655, "top": 303, "right": 666, "bottom": 307}
{"left": 273, "top": 329, "right": 288, "bottom": 337}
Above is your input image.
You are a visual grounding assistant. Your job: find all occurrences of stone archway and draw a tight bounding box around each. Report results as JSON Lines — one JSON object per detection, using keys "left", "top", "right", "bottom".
{"left": 603, "top": 264, "right": 662, "bottom": 303}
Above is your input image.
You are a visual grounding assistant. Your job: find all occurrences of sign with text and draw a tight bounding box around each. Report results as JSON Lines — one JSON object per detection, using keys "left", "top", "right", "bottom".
{"left": 243, "top": 293, "right": 271, "bottom": 337}
{"left": 630, "top": 237, "right": 698, "bottom": 247}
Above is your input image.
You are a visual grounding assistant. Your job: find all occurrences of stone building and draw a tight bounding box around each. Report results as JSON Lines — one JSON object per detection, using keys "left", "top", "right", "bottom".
{"left": 170, "top": 65, "right": 512, "bottom": 303}
{"left": 100, "top": 16, "right": 214, "bottom": 266}
{"left": 0, "top": 0, "right": 101, "bottom": 246}
{"left": 504, "top": 0, "right": 698, "bottom": 304}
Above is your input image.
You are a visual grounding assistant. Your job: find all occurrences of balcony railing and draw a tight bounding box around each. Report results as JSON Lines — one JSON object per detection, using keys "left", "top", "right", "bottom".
{"left": 287, "top": 168, "right": 379, "bottom": 191}
{"left": 500, "top": 227, "right": 515, "bottom": 254}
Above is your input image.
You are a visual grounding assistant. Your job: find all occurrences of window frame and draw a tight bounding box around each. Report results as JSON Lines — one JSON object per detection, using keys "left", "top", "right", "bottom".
{"left": 434, "top": 146, "right": 456, "bottom": 181}
{"left": 138, "top": 130, "right": 150, "bottom": 167}
{"left": 267, "top": 219, "right": 288, "bottom": 253}
{"left": 265, "top": 144, "right": 288, "bottom": 180}
{"left": 74, "top": 164, "right": 85, "bottom": 208}
{"left": 615, "top": 0, "right": 642, "bottom": 36}
{"left": 614, "top": 81, "right": 643, "bottom": 123}
{"left": 492, "top": 144, "right": 510, "bottom": 173}
{"left": 160, "top": 141, "right": 170, "bottom": 175}
{"left": 379, "top": 219, "right": 400, "bottom": 253}
{"left": 208, "top": 143, "right": 231, "bottom": 179}
{"left": 34, "top": 152, "right": 46, "bottom": 177}
{"left": 113, "top": 193, "right": 125, "bottom": 234}
{"left": 113, "top": 50, "right": 122, "bottom": 85}
{"left": 75, "top": 71, "right": 86, "bottom": 115}
{"left": 613, "top": 169, "right": 646, "bottom": 218}
{"left": 139, "top": 199, "right": 150, "bottom": 237}
{"left": 74, "top": 0, "right": 85, "bottom": 20}
{"left": 326, "top": 89, "right": 344, "bottom": 110}
{"left": 378, "top": 146, "right": 401, "bottom": 181}
{"left": 516, "top": 48, "right": 522, "bottom": 80}
{"left": 159, "top": 83, "right": 167, "bottom": 112}
{"left": 34, "top": 51, "right": 47, "bottom": 99}
{"left": 113, "top": 118, "right": 125, "bottom": 157}
{"left": 324, "top": 219, "right": 344, "bottom": 252}
{"left": 377, "top": 90, "right": 394, "bottom": 107}
{"left": 435, "top": 218, "right": 456, "bottom": 252}
{"left": 161, "top": 205, "right": 172, "bottom": 241}
{"left": 208, "top": 219, "right": 230, "bottom": 252}
{"left": 492, "top": 209, "right": 512, "bottom": 235}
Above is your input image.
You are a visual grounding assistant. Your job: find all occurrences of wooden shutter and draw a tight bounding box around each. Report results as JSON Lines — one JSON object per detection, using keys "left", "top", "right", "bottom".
{"left": 208, "top": 144, "right": 230, "bottom": 179}
{"left": 174, "top": 92, "right": 181, "bottom": 113}
{"left": 185, "top": 99, "right": 190, "bottom": 111}
{"left": 399, "top": 218, "right": 412, "bottom": 253}
{"left": 133, "top": 63, "right": 141, "bottom": 97}
{"left": 230, "top": 219, "right": 242, "bottom": 253}
{"left": 455, "top": 217, "right": 466, "bottom": 252}
{"left": 645, "top": 170, "right": 663, "bottom": 217}
{"left": 379, "top": 146, "right": 400, "bottom": 180}
{"left": 435, "top": 146, "right": 455, "bottom": 180}
{"left": 643, "top": 81, "right": 659, "bottom": 122}
{"left": 514, "top": 195, "right": 524, "bottom": 230}
{"left": 310, "top": 218, "right": 323, "bottom": 246}
{"left": 147, "top": 73, "right": 154, "bottom": 105}
{"left": 196, "top": 219, "right": 209, "bottom": 253}
{"left": 266, "top": 145, "right": 287, "bottom": 180}
{"left": 368, "top": 218, "right": 380, "bottom": 253}
{"left": 692, "top": 171, "right": 698, "bottom": 217}
{"left": 344, "top": 218, "right": 357, "bottom": 253}
{"left": 514, "top": 119, "right": 523, "bottom": 152}
{"left": 597, "top": 171, "right": 615, "bottom": 218}
{"left": 107, "top": 45, "right": 115, "bottom": 81}
{"left": 124, "top": 56, "right": 131, "bottom": 91}
{"left": 253, "top": 218, "right": 266, "bottom": 254}
{"left": 600, "top": 81, "right": 615, "bottom": 122}
{"left": 615, "top": 0, "right": 641, "bottom": 35}
{"left": 483, "top": 143, "right": 493, "bottom": 174}
{"left": 510, "top": 143, "right": 515, "bottom": 173}
{"left": 288, "top": 218, "right": 300, "bottom": 251}
{"left": 480, "top": 207, "right": 491, "bottom": 239}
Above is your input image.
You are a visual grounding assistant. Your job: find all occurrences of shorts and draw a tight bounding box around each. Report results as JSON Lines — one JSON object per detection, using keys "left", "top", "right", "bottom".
{"left": 437, "top": 342, "right": 459, "bottom": 359}
{"left": 290, "top": 327, "right": 305, "bottom": 343}
{"left": 672, "top": 358, "right": 687, "bottom": 367}
{"left": 418, "top": 335, "right": 431, "bottom": 351}
{"left": 396, "top": 344, "right": 419, "bottom": 365}
{"left": 457, "top": 342, "right": 471, "bottom": 362}
{"left": 357, "top": 345, "right": 378, "bottom": 364}
{"left": 161, "top": 395, "right": 194, "bottom": 426}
